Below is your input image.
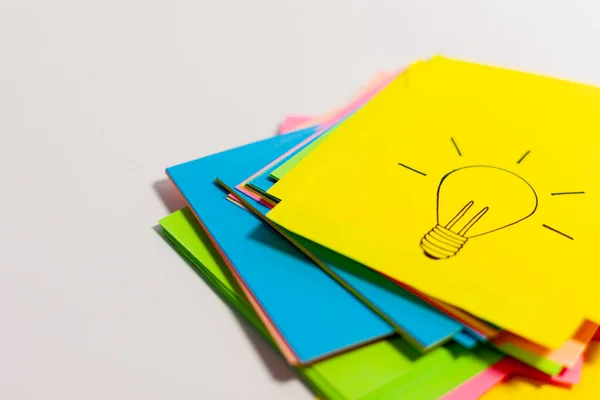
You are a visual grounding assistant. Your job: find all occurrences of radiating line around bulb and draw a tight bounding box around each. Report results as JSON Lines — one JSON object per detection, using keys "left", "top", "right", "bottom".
{"left": 551, "top": 191, "right": 585, "bottom": 196}
{"left": 542, "top": 224, "right": 574, "bottom": 240}
{"left": 451, "top": 138, "right": 462, "bottom": 156}
{"left": 517, "top": 150, "right": 531, "bottom": 164}
{"left": 397, "top": 163, "right": 427, "bottom": 176}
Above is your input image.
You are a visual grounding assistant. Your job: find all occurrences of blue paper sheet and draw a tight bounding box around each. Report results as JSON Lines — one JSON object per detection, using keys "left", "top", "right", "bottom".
{"left": 167, "top": 128, "right": 394, "bottom": 364}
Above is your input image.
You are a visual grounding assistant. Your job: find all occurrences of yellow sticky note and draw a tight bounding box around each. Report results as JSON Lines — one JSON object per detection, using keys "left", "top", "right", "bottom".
{"left": 267, "top": 58, "right": 600, "bottom": 349}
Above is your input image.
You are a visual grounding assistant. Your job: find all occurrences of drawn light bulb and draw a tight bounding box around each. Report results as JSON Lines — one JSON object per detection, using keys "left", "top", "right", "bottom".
{"left": 421, "top": 166, "right": 538, "bottom": 259}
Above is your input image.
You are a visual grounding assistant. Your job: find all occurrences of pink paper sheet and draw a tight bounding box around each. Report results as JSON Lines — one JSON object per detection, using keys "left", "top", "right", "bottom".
{"left": 511, "top": 357, "right": 583, "bottom": 386}
{"left": 441, "top": 361, "right": 510, "bottom": 400}
{"left": 278, "top": 115, "right": 313, "bottom": 134}
{"left": 550, "top": 358, "right": 583, "bottom": 385}
{"left": 442, "top": 357, "right": 584, "bottom": 400}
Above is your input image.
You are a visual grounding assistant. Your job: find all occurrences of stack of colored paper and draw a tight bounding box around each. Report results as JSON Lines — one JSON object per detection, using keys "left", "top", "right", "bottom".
{"left": 158, "top": 56, "right": 600, "bottom": 399}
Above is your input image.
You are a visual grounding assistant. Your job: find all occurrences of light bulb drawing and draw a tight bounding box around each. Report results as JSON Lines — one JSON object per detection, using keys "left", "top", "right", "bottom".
{"left": 420, "top": 166, "right": 538, "bottom": 260}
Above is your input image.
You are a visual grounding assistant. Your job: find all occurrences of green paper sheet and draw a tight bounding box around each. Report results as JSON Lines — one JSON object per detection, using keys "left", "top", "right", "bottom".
{"left": 158, "top": 208, "right": 503, "bottom": 400}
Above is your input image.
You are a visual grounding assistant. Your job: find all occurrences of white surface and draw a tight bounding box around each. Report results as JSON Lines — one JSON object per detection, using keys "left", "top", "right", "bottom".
{"left": 2, "top": 1, "right": 600, "bottom": 398}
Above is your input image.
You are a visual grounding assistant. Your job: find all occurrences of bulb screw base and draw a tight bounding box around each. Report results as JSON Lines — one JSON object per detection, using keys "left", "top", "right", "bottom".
{"left": 421, "top": 225, "right": 467, "bottom": 259}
